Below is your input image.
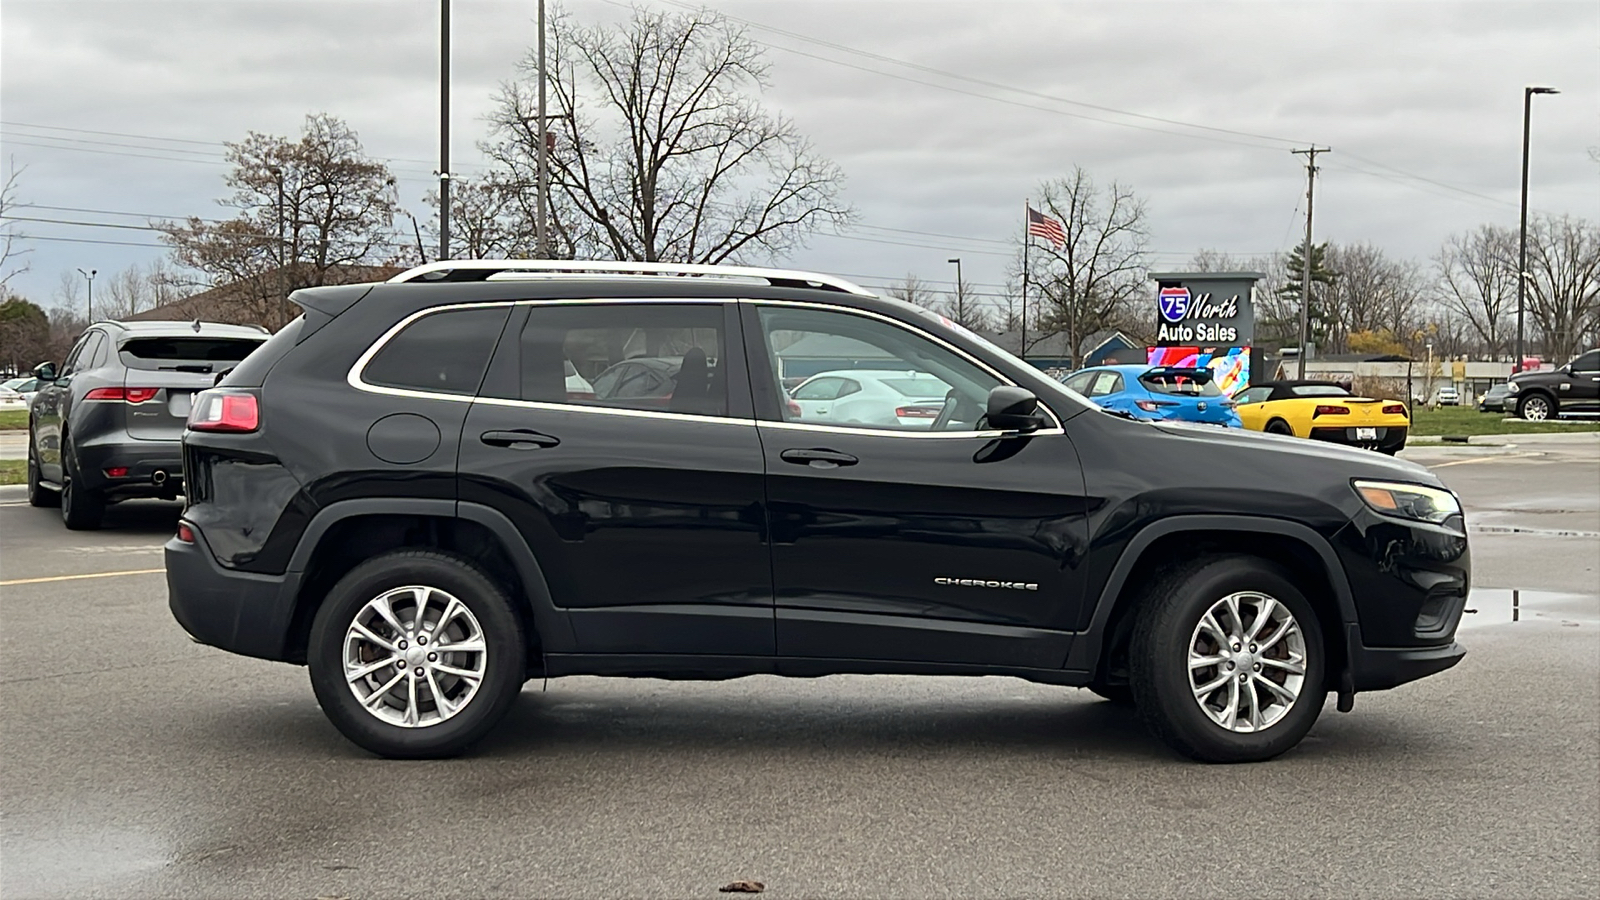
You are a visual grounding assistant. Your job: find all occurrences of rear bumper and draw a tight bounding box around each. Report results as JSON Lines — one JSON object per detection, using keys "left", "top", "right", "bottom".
{"left": 1308, "top": 425, "right": 1408, "bottom": 452}
{"left": 166, "top": 527, "right": 299, "bottom": 662}
{"left": 75, "top": 437, "right": 183, "bottom": 493}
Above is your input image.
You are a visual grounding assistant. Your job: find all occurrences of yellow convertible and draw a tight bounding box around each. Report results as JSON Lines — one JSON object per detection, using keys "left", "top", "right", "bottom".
{"left": 1234, "top": 380, "right": 1410, "bottom": 454}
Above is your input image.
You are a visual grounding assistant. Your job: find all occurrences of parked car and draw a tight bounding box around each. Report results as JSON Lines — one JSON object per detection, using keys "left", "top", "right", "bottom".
{"left": 1505, "top": 348, "right": 1600, "bottom": 420}
{"left": 25, "top": 320, "right": 269, "bottom": 528}
{"left": 1059, "top": 365, "right": 1241, "bottom": 428}
{"left": 788, "top": 369, "right": 952, "bottom": 428}
{"left": 1477, "top": 383, "right": 1511, "bottom": 413}
{"left": 2, "top": 376, "right": 41, "bottom": 403}
{"left": 1233, "top": 380, "right": 1410, "bottom": 454}
{"left": 1430, "top": 386, "right": 1460, "bottom": 406}
{"left": 0, "top": 385, "right": 24, "bottom": 405}
{"left": 166, "top": 260, "right": 1467, "bottom": 764}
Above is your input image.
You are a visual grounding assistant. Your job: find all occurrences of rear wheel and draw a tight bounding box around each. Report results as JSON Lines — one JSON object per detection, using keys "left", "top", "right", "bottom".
{"left": 59, "top": 438, "right": 104, "bottom": 530}
{"left": 26, "top": 434, "right": 59, "bottom": 508}
{"left": 308, "top": 550, "right": 527, "bottom": 759}
{"left": 1264, "top": 419, "right": 1294, "bottom": 436}
{"left": 1517, "top": 393, "right": 1555, "bottom": 421}
{"left": 1130, "top": 556, "right": 1326, "bottom": 763}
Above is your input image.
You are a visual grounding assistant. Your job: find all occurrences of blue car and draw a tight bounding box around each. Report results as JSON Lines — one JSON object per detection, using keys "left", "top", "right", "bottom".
{"left": 1059, "top": 364, "right": 1242, "bottom": 427}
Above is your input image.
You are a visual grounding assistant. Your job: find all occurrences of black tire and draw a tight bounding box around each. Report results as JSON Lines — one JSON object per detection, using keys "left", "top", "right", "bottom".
{"left": 308, "top": 550, "right": 527, "bottom": 759}
{"left": 1130, "top": 556, "right": 1326, "bottom": 763}
{"left": 1516, "top": 392, "right": 1556, "bottom": 421}
{"left": 26, "top": 433, "right": 59, "bottom": 508}
{"left": 59, "top": 438, "right": 104, "bottom": 530}
{"left": 1264, "top": 419, "right": 1294, "bottom": 436}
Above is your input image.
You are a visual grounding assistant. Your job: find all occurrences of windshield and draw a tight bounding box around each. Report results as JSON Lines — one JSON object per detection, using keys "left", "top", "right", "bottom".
{"left": 1290, "top": 384, "right": 1350, "bottom": 397}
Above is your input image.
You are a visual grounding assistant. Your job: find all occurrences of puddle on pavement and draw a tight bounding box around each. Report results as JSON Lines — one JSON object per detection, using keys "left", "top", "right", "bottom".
{"left": 1460, "top": 588, "right": 1600, "bottom": 630}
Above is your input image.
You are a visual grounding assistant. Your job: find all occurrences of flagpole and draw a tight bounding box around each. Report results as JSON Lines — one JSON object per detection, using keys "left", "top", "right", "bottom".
{"left": 1021, "top": 200, "right": 1029, "bottom": 363}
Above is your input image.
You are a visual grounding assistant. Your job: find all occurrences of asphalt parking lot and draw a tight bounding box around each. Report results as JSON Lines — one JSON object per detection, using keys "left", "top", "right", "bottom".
{"left": 1, "top": 436, "right": 1596, "bottom": 899}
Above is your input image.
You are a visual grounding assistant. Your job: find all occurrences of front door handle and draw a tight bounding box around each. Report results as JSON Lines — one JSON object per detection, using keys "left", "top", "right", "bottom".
{"left": 480, "top": 429, "right": 560, "bottom": 449}
{"left": 780, "top": 447, "right": 858, "bottom": 468}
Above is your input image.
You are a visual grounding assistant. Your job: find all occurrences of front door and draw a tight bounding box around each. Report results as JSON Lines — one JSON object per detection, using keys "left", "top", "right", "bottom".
{"left": 459, "top": 300, "right": 773, "bottom": 657}
{"left": 744, "top": 303, "right": 1090, "bottom": 670}
{"left": 1564, "top": 350, "right": 1600, "bottom": 409}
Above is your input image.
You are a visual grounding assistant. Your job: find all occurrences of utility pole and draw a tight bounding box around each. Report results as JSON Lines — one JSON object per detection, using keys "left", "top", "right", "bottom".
{"left": 76, "top": 268, "right": 96, "bottom": 322}
{"left": 947, "top": 257, "right": 963, "bottom": 325}
{"left": 1518, "top": 86, "right": 1559, "bottom": 371}
{"left": 438, "top": 0, "right": 451, "bottom": 262}
{"left": 536, "top": 0, "right": 549, "bottom": 258}
{"left": 1291, "top": 147, "right": 1329, "bottom": 377}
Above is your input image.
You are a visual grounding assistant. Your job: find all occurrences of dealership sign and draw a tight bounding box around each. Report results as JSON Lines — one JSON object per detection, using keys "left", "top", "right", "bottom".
{"left": 1151, "top": 272, "right": 1258, "bottom": 347}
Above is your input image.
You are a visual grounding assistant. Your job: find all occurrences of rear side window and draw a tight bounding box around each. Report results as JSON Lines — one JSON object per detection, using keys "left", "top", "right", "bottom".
{"left": 120, "top": 337, "right": 265, "bottom": 371}
{"left": 363, "top": 306, "right": 511, "bottom": 396}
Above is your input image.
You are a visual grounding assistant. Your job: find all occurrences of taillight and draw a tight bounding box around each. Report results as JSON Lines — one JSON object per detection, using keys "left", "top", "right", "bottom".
{"left": 894, "top": 406, "right": 940, "bottom": 418}
{"left": 1313, "top": 405, "right": 1350, "bottom": 417}
{"left": 104, "top": 466, "right": 129, "bottom": 478}
{"left": 85, "top": 387, "right": 159, "bottom": 403}
{"left": 1135, "top": 399, "right": 1179, "bottom": 412}
{"left": 1383, "top": 403, "right": 1408, "bottom": 417}
{"left": 176, "top": 522, "right": 195, "bottom": 543}
{"left": 188, "top": 390, "right": 259, "bottom": 432}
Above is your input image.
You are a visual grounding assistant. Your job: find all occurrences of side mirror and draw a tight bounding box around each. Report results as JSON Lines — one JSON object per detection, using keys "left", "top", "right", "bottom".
{"left": 32, "top": 361, "right": 57, "bottom": 382}
{"left": 984, "top": 385, "right": 1045, "bottom": 433}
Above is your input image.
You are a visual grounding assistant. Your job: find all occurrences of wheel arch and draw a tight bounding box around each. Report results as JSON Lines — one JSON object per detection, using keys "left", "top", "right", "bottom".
{"left": 1067, "top": 515, "right": 1355, "bottom": 691}
{"left": 281, "top": 499, "right": 574, "bottom": 668}
{"left": 1516, "top": 388, "right": 1558, "bottom": 413}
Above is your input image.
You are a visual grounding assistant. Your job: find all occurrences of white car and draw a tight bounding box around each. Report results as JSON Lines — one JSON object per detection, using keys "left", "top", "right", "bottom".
{"left": 788, "top": 369, "right": 952, "bottom": 428}
{"left": 1, "top": 376, "right": 40, "bottom": 404}
{"left": 1431, "top": 386, "right": 1461, "bottom": 406}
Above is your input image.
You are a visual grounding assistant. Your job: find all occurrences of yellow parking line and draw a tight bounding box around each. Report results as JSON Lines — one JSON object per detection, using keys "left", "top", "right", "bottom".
{"left": 0, "top": 568, "right": 165, "bottom": 587}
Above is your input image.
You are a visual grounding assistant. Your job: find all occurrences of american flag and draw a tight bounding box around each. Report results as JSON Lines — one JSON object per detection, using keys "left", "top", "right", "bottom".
{"left": 1027, "top": 206, "right": 1066, "bottom": 249}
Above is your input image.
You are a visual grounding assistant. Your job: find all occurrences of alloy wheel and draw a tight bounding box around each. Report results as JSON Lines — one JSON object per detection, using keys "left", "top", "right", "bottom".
{"left": 342, "top": 585, "right": 488, "bottom": 728}
{"left": 1187, "top": 591, "right": 1307, "bottom": 733}
{"left": 1520, "top": 396, "right": 1550, "bottom": 421}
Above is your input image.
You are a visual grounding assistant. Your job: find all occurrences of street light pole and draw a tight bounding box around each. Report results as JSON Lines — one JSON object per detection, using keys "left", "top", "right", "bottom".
{"left": 947, "top": 257, "right": 963, "bottom": 325}
{"left": 1517, "top": 85, "right": 1559, "bottom": 372}
{"left": 536, "top": 0, "right": 549, "bottom": 258}
{"left": 76, "top": 268, "right": 96, "bottom": 322}
{"left": 438, "top": 0, "right": 452, "bottom": 262}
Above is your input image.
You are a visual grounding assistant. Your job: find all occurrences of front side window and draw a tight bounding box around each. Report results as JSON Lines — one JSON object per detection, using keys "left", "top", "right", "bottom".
{"left": 792, "top": 376, "right": 846, "bottom": 401}
{"left": 1289, "top": 384, "right": 1349, "bottom": 397}
{"left": 363, "top": 306, "right": 511, "bottom": 395}
{"left": 59, "top": 333, "right": 94, "bottom": 377}
{"left": 1062, "top": 371, "right": 1094, "bottom": 394}
{"left": 755, "top": 306, "right": 1003, "bottom": 432}
{"left": 1236, "top": 386, "right": 1272, "bottom": 405}
{"left": 512, "top": 303, "right": 727, "bottom": 417}
{"left": 1570, "top": 351, "right": 1599, "bottom": 373}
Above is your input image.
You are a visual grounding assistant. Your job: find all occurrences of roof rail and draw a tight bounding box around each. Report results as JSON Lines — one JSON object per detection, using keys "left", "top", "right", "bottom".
{"left": 385, "top": 259, "right": 874, "bottom": 296}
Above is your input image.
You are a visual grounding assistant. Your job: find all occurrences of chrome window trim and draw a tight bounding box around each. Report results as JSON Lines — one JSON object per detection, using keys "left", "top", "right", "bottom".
{"left": 346, "top": 296, "right": 1065, "bottom": 437}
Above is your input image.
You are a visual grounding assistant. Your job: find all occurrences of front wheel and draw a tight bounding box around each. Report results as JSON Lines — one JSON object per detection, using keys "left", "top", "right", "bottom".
{"left": 308, "top": 550, "right": 527, "bottom": 759}
{"left": 1517, "top": 393, "right": 1555, "bottom": 421}
{"left": 1130, "top": 556, "right": 1326, "bottom": 763}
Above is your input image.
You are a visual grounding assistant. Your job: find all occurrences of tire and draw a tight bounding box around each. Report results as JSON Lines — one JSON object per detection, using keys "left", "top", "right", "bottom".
{"left": 1264, "top": 419, "right": 1294, "bottom": 436}
{"left": 59, "top": 438, "right": 105, "bottom": 530}
{"left": 26, "top": 433, "right": 59, "bottom": 508}
{"left": 1517, "top": 393, "right": 1555, "bottom": 421}
{"left": 1129, "top": 556, "right": 1326, "bottom": 763}
{"left": 308, "top": 550, "right": 527, "bottom": 759}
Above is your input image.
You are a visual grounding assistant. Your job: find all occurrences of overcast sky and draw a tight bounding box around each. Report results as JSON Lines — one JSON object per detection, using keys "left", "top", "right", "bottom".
{"left": 2, "top": 0, "right": 1595, "bottom": 315}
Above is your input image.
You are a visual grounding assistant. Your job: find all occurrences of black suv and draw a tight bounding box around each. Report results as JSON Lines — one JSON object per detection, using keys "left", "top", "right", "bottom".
{"left": 1506, "top": 348, "right": 1600, "bottom": 420}
{"left": 27, "top": 320, "right": 268, "bottom": 529}
{"left": 166, "top": 261, "right": 1469, "bottom": 763}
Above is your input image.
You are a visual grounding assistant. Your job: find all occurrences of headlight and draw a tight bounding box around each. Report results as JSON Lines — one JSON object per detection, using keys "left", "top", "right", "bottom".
{"left": 1507, "top": 381, "right": 1520, "bottom": 392}
{"left": 1353, "top": 480, "right": 1461, "bottom": 524}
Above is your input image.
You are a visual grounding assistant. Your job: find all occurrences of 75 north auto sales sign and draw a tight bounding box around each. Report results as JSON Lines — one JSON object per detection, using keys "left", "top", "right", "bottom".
{"left": 1152, "top": 274, "right": 1256, "bottom": 347}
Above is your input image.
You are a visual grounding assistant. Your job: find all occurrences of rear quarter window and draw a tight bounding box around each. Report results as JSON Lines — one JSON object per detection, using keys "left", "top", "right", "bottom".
{"left": 362, "top": 306, "right": 511, "bottom": 396}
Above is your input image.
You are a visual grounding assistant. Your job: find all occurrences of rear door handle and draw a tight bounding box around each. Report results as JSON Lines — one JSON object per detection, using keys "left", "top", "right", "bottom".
{"left": 780, "top": 448, "right": 858, "bottom": 468}
{"left": 480, "top": 429, "right": 560, "bottom": 449}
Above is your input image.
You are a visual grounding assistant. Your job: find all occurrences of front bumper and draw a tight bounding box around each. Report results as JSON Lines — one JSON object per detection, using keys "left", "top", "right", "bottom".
{"left": 1346, "top": 624, "right": 1466, "bottom": 691}
{"left": 166, "top": 527, "right": 300, "bottom": 662}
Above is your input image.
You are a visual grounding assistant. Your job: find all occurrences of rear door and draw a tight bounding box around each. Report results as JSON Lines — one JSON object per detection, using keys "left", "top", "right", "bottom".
{"left": 117, "top": 335, "right": 265, "bottom": 441}
{"left": 460, "top": 300, "right": 773, "bottom": 658}
{"left": 1567, "top": 350, "right": 1600, "bottom": 408}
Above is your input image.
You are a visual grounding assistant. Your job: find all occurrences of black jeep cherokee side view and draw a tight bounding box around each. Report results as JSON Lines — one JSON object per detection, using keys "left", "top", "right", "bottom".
{"left": 166, "top": 261, "right": 1469, "bottom": 763}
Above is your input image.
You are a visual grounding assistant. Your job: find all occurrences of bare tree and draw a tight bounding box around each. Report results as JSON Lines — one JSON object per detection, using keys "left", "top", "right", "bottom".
{"left": 1027, "top": 168, "right": 1149, "bottom": 367}
{"left": 886, "top": 273, "right": 937, "bottom": 307}
{"left": 486, "top": 5, "right": 852, "bottom": 263}
{"left": 1524, "top": 213, "right": 1600, "bottom": 361}
{"left": 0, "top": 158, "right": 31, "bottom": 289}
{"left": 158, "top": 114, "right": 398, "bottom": 328}
{"left": 888, "top": 272, "right": 990, "bottom": 330}
{"left": 1435, "top": 225, "right": 1516, "bottom": 357}
{"left": 1321, "top": 243, "right": 1425, "bottom": 355}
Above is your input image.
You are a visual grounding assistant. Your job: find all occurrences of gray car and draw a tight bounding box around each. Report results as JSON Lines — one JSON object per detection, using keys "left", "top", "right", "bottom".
{"left": 26, "top": 320, "right": 267, "bottom": 529}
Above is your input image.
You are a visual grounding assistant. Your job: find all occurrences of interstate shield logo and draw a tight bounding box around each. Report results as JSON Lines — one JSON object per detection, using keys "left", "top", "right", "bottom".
{"left": 1159, "top": 286, "right": 1191, "bottom": 324}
